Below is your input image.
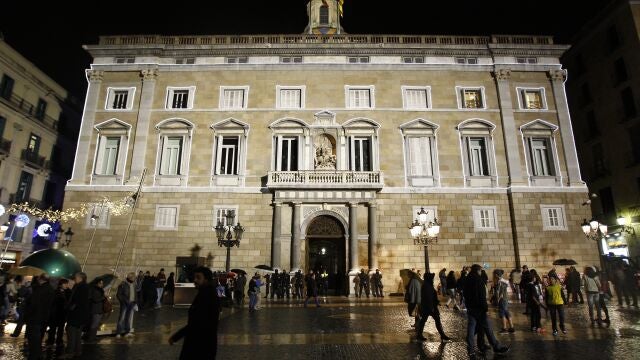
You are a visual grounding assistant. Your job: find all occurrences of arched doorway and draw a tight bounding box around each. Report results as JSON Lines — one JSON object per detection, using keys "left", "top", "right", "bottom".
{"left": 306, "top": 215, "right": 346, "bottom": 296}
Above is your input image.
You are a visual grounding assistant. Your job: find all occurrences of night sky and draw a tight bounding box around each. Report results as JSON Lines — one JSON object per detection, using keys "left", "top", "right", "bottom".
{"left": 2, "top": 0, "right": 611, "bottom": 98}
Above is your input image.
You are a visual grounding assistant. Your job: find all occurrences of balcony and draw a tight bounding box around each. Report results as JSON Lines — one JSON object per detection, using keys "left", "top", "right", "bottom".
{"left": 21, "top": 150, "right": 46, "bottom": 169}
{"left": 0, "top": 93, "right": 58, "bottom": 131}
{"left": 9, "top": 194, "right": 41, "bottom": 207}
{"left": 0, "top": 138, "right": 11, "bottom": 155}
{"left": 267, "top": 170, "right": 384, "bottom": 190}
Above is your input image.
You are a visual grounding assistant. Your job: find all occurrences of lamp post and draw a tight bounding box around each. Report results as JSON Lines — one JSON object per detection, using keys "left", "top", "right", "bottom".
{"left": 0, "top": 214, "right": 30, "bottom": 267}
{"left": 616, "top": 216, "right": 637, "bottom": 236}
{"left": 581, "top": 218, "right": 608, "bottom": 270}
{"left": 56, "top": 227, "right": 74, "bottom": 248}
{"left": 214, "top": 210, "right": 244, "bottom": 272}
{"left": 409, "top": 207, "right": 441, "bottom": 274}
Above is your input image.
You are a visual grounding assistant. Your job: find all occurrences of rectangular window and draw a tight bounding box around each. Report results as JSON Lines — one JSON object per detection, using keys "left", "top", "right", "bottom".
{"left": 516, "top": 57, "right": 538, "bottom": 64}
{"left": 319, "top": 5, "right": 329, "bottom": 24}
{"left": 541, "top": 205, "right": 567, "bottom": 230}
{"left": 403, "top": 87, "right": 429, "bottom": 109}
{"left": 0, "top": 74, "right": 14, "bottom": 100}
{"left": 473, "top": 206, "right": 497, "bottom": 231}
{"left": 0, "top": 116, "right": 6, "bottom": 139}
{"left": 348, "top": 88, "right": 372, "bottom": 108}
{"left": 280, "top": 56, "right": 303, "bottom": 63}
{"left": 402, "top": 56, "right": 425, "bottom": 63}
{"left": 468, "top": 137, "right": 489, "bottom": 176}
{"left": 218, "top": 137, "right": 239, "bottom": 175}
{"left": 115, "top": 57, "right": 135, "bottom": 64}
{"left": 347, "top": 56, "right": 369, "bottom": 63}
{"left": 35, "top": 99, "right": 47, "bottom": 120}
{"left": 455, "top": 57, "right": 478, "bottom": 64}
{"left": 585, "top": 111, "right": 599, "bottom": 139}
{"left": 15, "top": 171, "right": 33, "bottom": 203}
{"left": 519, "top": 88, "right": 546, "bottom": 110}
{"left": 214, "top": 206, "right": 239, "bottom": 227}
{"left": 621, "top": 87, "right": 637, "bottom": 119}
{"left": 278, "top": 88, "right": 302, "bottom": 109}
{"left": 165, "top": 87, "right": 195, "bottom": 110}
{"left": 221, "top": 88, "right": 247, "bottom": 109}
{"left": 599, "top": 187, "right": 615, "bottom": 217}
{"left": 407, "top": 137, "right": 433, "bottom": 176}
{"left": 225, "top": 57, "right": 248, "bottom": 64}
{"left": 592, "top": 143, "right": 606, "bottom": 177}
{"left": 112, "top": 91, "right": 129, "bottom": 109}
{"left": 277, "top": 137, "right": 299, "bottom": 171}
{"left": 630, "top": 125, "right": 640, "bottom": 164}
{"left": 175, "top": 58, "right": 195, "bottom": 64}
{"left": 614, "top": 58, "right": 628, "bottom": 83}
{"left": 100, "top": 137, "right": 120, "bottom": 175}
{"left": 160, "top": 137, "right": 183, "bottom": 175}
{"left": 106, "top": 87, "right": 135, "bottom": 110}
{"left": 351, "top": 137, "right": 372, "bottom": 171}
{"left": 85, "top": 203, "right": 110, "bottom": 229}
{"left": 459, "top": 88, "right": 484, "bottom": 109}
{"left": 27, "top": 134, "right": 41, "bottom": 154}
{"left": 155, "top": 205, "right": 179, "bottom": 230}
{"left": 528, "top": 138, "right": 554, "bottom": 176}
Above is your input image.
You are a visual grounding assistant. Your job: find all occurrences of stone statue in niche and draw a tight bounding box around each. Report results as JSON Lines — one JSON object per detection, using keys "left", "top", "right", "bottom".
{"left": 314, "top": 134, "right": 337, "bottom": 170}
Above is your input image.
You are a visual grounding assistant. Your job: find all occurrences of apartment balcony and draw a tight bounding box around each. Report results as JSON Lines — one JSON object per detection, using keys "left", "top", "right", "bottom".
{"left": 20, "top": 150, "right": 46, "bottom": 169}
{"left": 0, "top": 93, "right": 58, "bottom": 131}
{"left": 267, "top": 170, "right": 384, "bottom": 190}
{"left": 9, "top": 193, "right": 41, "bottom": 207}
{"left": 0, "top": 138, "right": 11, "bottom": 158}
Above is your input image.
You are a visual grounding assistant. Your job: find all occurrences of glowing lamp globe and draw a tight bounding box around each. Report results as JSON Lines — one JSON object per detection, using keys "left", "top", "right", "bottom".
{"left": 15, "top": 214, "right": 30, "bottom": 228}
{"left": 37, "top": 224, "right": 53, "bottom": 237}
{"left": 0, "top": 204, "right": 5, "bottom": 217}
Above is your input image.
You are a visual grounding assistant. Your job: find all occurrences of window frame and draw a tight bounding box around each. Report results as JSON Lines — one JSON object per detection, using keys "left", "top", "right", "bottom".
{"left": 154, "top": 205, "right": 180, "bottom": 231}
{"left": 347, "top": 56, "right": 370, "bottom": 64}
{"left": 165, "top": 86, "right": 196, "bottom": 110}
{"left": 91, "top": 119, "right": 131, "bottom": 185}
{"left": 540, "top": 205, "right": 567, "bottom": 231}
{"left": 105, "top": 87, "right": 136, "bottom": 111}
{"left": 455, "top": 86, "right": 487, "bottom": 110}
{"left": 35, "top": 99, "right": 47, "bottom": 120}
{"left": 276, "top": 85, "right": 306, "bottom": 109}
{"left": 458, "top": 119, "right": 498, "bottom": 187}
{"left": 401, "top": 86, "right": 431, "bottom": 110}
{"left": 225, "top": 57, "right": 248, "bottom": 64}
{"left": 211, "top": 118, "right": 250, "bottom": 186}
{"left": 219, "top": 86, "right": 250, "bottom": 110}
{"left": 400, "top": 119, "right": 440, "bottom": 187}
{"left": 345, "top": 85, "right": 375, "bottom": 109}
{"left": 516, "top": 87, "right": 548, "bottom": 111}
{"left": 213, "top": 205, "right": 239, "bottom": 228}
{"left": 520, "top": 119, "right": 562, "bottom": 186}
{"left": 472, "top": 206, "right": 498, "bottom": 232}
{"left": 84, "top": 202, "right": 111, "bottom": 229}
{"left": 154, "top": 119, "right": 194, "bottom": 186}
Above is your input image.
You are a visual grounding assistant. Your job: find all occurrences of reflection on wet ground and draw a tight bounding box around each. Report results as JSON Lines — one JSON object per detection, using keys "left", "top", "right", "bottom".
{"left": 1, "top": 296, "right": 639, "bottom": 359}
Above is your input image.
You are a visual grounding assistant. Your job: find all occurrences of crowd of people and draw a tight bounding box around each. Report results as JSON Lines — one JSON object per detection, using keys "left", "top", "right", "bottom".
{"left": 0, "top": 268, "right": 175, "bottom": 359}
{"left": 409, "top": 262, "right": 639, "bottom": 359}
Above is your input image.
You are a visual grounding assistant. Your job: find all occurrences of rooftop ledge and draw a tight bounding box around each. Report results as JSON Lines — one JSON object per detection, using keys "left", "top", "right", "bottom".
{"left": 96, "top": 34, "right": 556, "bottom": 47}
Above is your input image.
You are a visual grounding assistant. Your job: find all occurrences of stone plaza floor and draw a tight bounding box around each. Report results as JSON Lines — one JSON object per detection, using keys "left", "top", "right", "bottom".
{"left": 1, "top": 296, "right": 639, "bottom": 359}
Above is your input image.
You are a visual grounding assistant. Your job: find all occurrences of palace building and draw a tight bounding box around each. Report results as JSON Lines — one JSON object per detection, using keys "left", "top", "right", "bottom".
{"left": 65, "top": 0, "right": 595, "bottom": 294}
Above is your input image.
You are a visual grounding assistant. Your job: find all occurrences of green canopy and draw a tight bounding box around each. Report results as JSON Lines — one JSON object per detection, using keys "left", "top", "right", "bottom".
{"left": 20, "top": 248, "right": 81, "bottom": 279}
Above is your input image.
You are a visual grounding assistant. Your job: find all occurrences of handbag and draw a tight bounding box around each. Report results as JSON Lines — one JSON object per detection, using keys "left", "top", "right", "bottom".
{"left": 102, "top": 297, "right": 113, "bottom": 314}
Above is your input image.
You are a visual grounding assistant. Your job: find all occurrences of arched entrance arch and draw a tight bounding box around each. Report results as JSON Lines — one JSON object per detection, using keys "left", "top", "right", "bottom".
{"left": 304, "top": 213, "right": 347, "bottom": 296}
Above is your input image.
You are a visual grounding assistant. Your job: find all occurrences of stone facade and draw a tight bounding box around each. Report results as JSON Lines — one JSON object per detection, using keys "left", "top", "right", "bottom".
{"left": 65, "top": 0, "right": 596, "bottom": 292}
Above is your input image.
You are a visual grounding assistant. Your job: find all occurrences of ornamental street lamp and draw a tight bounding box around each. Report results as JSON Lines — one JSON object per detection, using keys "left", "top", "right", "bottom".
{"left": 581, "top": 218, "right": 607, "bottom": 270}
{"left": 409, "top": 207, "right": 441, "bottom": 274}
{"left": 56, "top": 227, "right": 74, "bottom": 248}
{"left": 616, "top": 215, "right": 637, "bottom": 236}
{"left": 215, "top": 210, "right": 244, "bottom": 272}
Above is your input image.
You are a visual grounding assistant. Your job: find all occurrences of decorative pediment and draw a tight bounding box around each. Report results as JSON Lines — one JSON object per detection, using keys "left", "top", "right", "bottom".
{"left": 211, "top": 118, "right": 250, "bottom": 136}
{"left": 269, "top": 118, "right": 310, "bottom": 129}
{"left": 520, "top": 119, "right": 558, "bottom": 135}
{"left": 155, "top": 118, "right": 194, "bottom": 131}
{"left": 457, "top": 118, "right": 496, "bottom": 134}
{"left": 342, "top": 118, "right": 380, "bottom": 129}
{"left": 94, "top": 118, "right": 131, "bottom": 131}
{"left": 313, "top": 110, "right": 337, "bottom": 127}
{"left": 399, "top": 118, "right": 439, "bottom": 136}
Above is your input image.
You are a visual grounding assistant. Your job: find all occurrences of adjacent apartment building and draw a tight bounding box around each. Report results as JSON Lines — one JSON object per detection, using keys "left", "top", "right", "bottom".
{"left": 0, "top": 38, "right": 81, "bottom": 268}
{"left": 65, "top": 0, "right": 595, "bottom": 293}
{"left": 563, "top": 0, "right": 640, "bottom": 261}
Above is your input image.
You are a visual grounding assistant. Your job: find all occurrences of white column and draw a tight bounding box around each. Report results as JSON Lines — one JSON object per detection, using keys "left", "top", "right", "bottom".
{"left": 368, "top": 202, "right": 378, "bottom": 270}
{"left": 548, "top": 69, "right": 583, "bottom": 185}
{"left": 290, "top": 202, "right": 301, "bottom": 271}
{"left": 271, "top": 201, "right": 282, "bottom": 268}
{"left": 349, "top": 202, "right": 359, "bottom": 273}
{"left": 493, "top": 68, "right": 526, "bottom": 186}
{"left": 128, "top": 68, "right": 158, "bottom": 183}
{"left": 70, "top": 70, "right": 103, "bottom": 184}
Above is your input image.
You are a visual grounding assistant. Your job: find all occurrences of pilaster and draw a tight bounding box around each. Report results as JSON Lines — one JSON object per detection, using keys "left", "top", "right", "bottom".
{"left": 70, "top": 70, "right": 103, "bottom": 184}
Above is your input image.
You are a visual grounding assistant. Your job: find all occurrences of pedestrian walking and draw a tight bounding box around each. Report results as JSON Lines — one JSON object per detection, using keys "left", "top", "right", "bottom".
{"left": 371, "top": 269, "right": 384, "bottom": 297}
{"left": 234, "top": 273, "right": 247, "bottom": 306}
{"left": 303, "top": 271, "right": 320, "bottom": 307}
{"left": 445, "top": 271, "right": 459, "bottom": 310}
{"left": 438, "top": 268, "right": 447, "bottom": 296}
{"left": 294, "top": 270, "right": 304, "bottom": 299}
{"left": 263, "top": 274, "right": 271, "bottom": 299}
{"left": 545, "top": 275, "right": 566, "bottom": 336}
{"left": 358, "top": 269, "right": 369, "bottom": 298}
{"left": 568, "top": 266, "right": 584, "bottom": 304}
{"left": 527, "top": 270, "right": 544, "bottom": 332}
{"left": 135, "top": 271, "right": 144, "bottom": 304}
{"left": 46, "top": 278, "right": 71, "bottom": 349}
{"left": 63, "top": 272, "right": 90, "bottom": 359}
{"left": 353, "top": 274, "right": 360, "bottom": 296}
{"left": 24, "top": 273, "right": 55, "bottom": 360}
{"left": 405, "top": 270, "right": 421, "bottom": 328}
{"left": 11, "top": 278, "right": 32, "bottom": 337}
{"left": 521, "top": 265, "right": 532, "bottom": 313}
{"left": 622, "top": 264, "right": 638, "bottom": 307}
{"left": 248, "top": 273, "right": 262, "bottom": 312}
{"left": 165, "top": 272, "right": 175, "bottom": 305}
{"left": 583, "top": 266, "right": 602, "bottom": 325}
{"left": 463, "top": 264, "right": 509, "bottom": 359}
{"left": 416, "top": 273, "right": 451, "bottom": 342}
{"left": 169, "top": 266, "right": 221, "bottom": 360}
{"left": 155, "top": 269, "right": 166, "bottom": 308}
{"left": 598, "top": 270, "right": 611, "bottom": 323}
{"left": 116, "top": 273, "right": 137, "bottom": 337}
{"left": 493, "top": 270, "right": 514, "bottom": 334}
{"left": 86, "top": 278, "right": 106, "bottom": 342}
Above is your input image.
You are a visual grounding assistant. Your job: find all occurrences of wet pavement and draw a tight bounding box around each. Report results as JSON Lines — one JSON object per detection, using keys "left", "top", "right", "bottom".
{"left": 1, "top": 296, "right": 639, "bottom": 359}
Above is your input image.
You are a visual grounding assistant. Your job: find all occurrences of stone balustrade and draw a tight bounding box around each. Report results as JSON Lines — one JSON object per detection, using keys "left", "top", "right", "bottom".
{"left": 267, "top": 170, "right": 383, "bottom": 189}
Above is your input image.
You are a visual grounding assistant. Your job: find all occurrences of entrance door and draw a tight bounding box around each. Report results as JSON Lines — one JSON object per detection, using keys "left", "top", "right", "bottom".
{"left": 306, "top": 215, "right": 346, "bottom": 296}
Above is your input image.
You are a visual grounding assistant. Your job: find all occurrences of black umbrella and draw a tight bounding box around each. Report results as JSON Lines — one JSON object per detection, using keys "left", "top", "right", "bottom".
{"left": 230, "top": 268, "right": 247, "bottom": 275}
{"left": 553, "top": 259, "right": 578, "bottom": 266}
{"left": 92, "top": 274, "right": 118, "bottom": 288}
{"left": 255, "top": 265, "right": 273, "bottom": 271}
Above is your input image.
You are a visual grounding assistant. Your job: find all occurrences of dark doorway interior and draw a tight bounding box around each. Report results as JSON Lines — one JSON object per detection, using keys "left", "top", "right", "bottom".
{"left": 306, "top": 215, "right": 346, "bottom": 296}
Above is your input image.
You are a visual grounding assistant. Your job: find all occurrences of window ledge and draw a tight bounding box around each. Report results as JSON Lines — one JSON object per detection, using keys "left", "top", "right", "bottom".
{"left": 155, "top": 175, "right": 187, "bottom": 186}
{"left": 211, "top": 175, "right": 244, "bottom": 187}
{"left": 529, "top": 176, "right": 561, "bottom": 187}
{"left": 91, "top": 175, "right": 123, "bottom": 185}
{"left": 408, "top": 176, "right": 438, "bottom": 187}
{"left": 465, "top": 176, "right": 497, "bottom": 188}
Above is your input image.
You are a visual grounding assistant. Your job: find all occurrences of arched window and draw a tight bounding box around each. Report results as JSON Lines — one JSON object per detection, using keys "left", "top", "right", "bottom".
{"left": 319, "top": 5, "right": 329, "bottom": 25}
{"left": 457, "top": 119, "right": 497, "bottom": 187}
